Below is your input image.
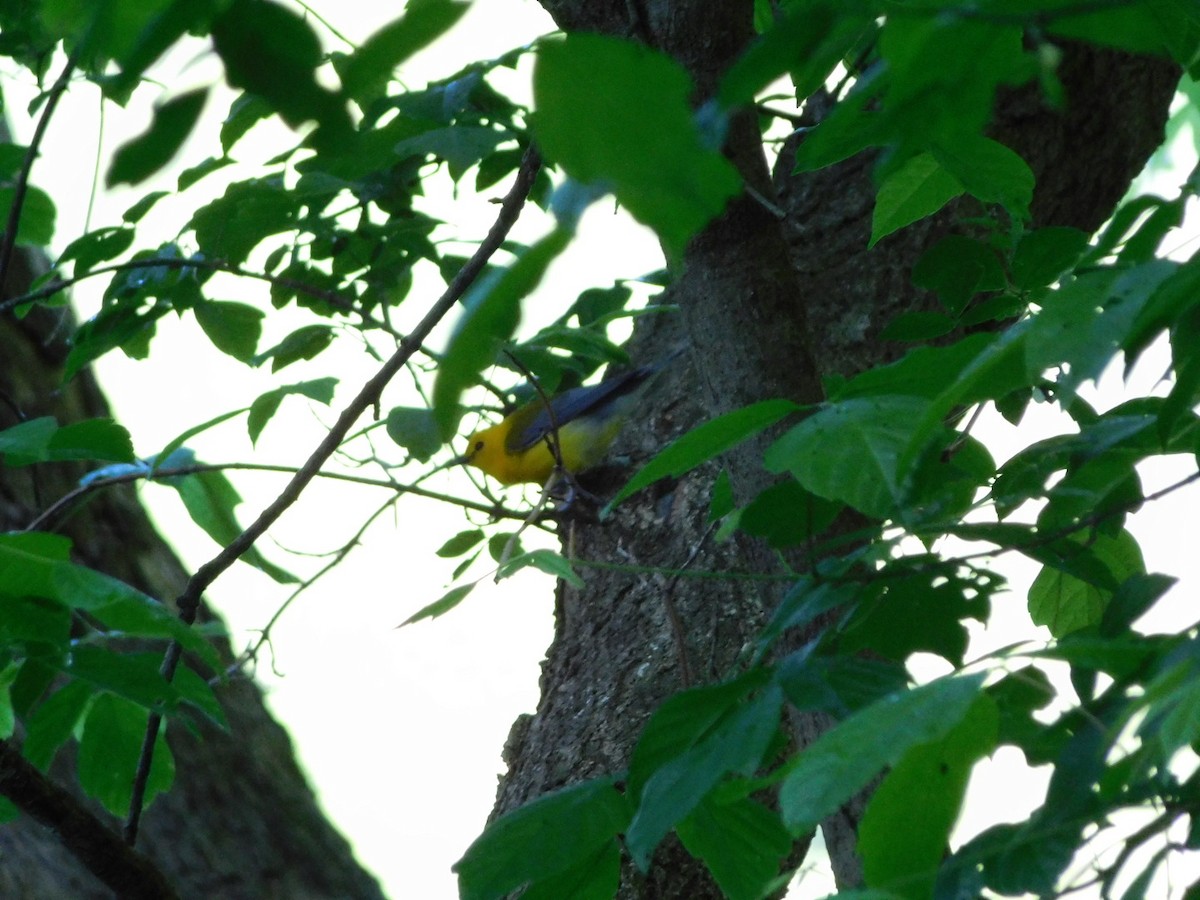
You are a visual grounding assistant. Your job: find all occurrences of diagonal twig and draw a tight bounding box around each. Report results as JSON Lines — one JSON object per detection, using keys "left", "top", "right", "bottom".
{"left": 122, "top": 145, "right": 543, "bottom": 845}
{"left": 0, "top": 49, "right": 79, "bottom": 301}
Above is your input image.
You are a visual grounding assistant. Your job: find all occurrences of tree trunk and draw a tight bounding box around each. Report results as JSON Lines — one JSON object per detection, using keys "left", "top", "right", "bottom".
{"left": 0, "top": 248, "right": 384, "bottom": 898}
{"left": 495, "top": 2, "right": 1180, "bottom": 895}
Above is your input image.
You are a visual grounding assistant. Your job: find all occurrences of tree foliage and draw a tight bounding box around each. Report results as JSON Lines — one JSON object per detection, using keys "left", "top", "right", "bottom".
{"left": 1, "top": 0, "right": 1199, "bottom": 898}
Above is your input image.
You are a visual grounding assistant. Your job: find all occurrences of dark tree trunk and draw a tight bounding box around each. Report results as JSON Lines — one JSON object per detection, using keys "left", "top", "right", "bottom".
{"left": 494, "top": 2, "right": 1180, "bottom": 896}
{"left": 0, "top": 248, "right": 384, "bottom": 898}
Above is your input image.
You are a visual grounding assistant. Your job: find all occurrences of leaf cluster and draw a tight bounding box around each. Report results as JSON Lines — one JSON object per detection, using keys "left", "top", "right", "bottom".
{"left": 1, "top": 0, "right": 1200, "bottom": 898}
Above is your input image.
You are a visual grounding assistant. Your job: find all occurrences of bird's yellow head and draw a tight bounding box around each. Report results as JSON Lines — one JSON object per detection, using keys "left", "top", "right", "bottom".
{"left": 462, "top": 421, "right": 526, "bottom": 485}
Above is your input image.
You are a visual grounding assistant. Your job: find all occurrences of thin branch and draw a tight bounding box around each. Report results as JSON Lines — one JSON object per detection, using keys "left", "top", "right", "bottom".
{"left": 0, "top": 739, "right": 179, "bottom": 899}
{"left": 122, "top": 144, "right": 543, "bottom": 845}
{"left": 948, "top": 468, "right": 1200, "bottom": 568}
{"left": 0, "top": 50, "right": 78, "bottom": 300}
{"left": 24, "top": 461, "right": 527, "bottom": 533}
{"left": 226, "top": 494, "right": 402, "bottom": 680}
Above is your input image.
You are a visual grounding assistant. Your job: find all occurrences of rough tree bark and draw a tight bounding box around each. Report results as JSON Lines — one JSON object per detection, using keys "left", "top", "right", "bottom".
{"left": 493, "top": 2, "right": 1180, "bottom": 897}
{"left": 0, "top": 249, "right": 384, "bottom": 898}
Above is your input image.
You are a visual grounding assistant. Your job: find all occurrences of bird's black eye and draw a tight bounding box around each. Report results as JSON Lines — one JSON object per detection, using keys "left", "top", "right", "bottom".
{"left": 474, "top": 440, "right": 485, "bottom": 452}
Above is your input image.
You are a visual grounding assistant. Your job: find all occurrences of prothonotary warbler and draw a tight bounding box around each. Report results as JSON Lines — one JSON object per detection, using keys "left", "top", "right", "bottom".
{"left": 462, "top": 358, "right": 672, "bottom": 486}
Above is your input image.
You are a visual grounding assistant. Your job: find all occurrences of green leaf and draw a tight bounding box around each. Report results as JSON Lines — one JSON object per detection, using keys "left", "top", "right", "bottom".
{"left": 1100, "top": 573, "right": 1175, "bottom": 637}
{"left": 454, "top": 777, "right": 628, "bottom": 900}
{"left": 516, "top": 842, "right": 619, "bottom": 900}
{"left": 835, "top": 336, "right": 1002, "bottom": 404}
{"left": 1010, "top": 226, "right": 1090, "bottom": 290}
{"left": 173, "top": 662, "right": 227, "bottom": 729}
{"left": 9, "top": 658, "right": 61, "bottom": 725}
{"left": 779, "top": 674, "right": 985, "bottom": 833}
{"left": 794, "top": 16, "right": 1032, "bottom": 172}
{"left": 23, "top": 681, "right": 94, "bottom": 771}
{"left": 56, "top": 226, "right": 135, "bottom": 273}
{"left": 385, "top": 406, "right": 442, "bottom": 462}
{"left": 879, "top": 310, "right": 956, "bottom": 342}
{"left": 165, "top": 471, "right": 299, "bottom": 584}
{"left": 400, "top": 584, "right": 474, "bottom": 626}
{"left": 858, "top": 695, "right": 998, "bottom": 899}
{"left": 77, "top": 693, "right": 173, "bottom": 816}
{"left": 709, "top": 469, "right": 735, "bottom": 522}
{"left": 1124, "top": 257, "right": 1200, "bottom": 369}
{"left": 765, "top": 396, "right": 930, "bottom": 519}
{"left": 986, "top": 666, "right": 1054, "bottom": 757}
{"left": 432, "top": 228, "right": 571, "bottom": 437}
{"left": 487, "top": 532, "right": 520, "bottom": 563}
{"left": 1027, "top": 263, "right": 1175, "bottom": 404}
{"left": 218, "top": 93, "right": 271, "bottom": 153}
{"left": 50, "top": 419, "right": 135, "bottom": 463}
{"left": 933, "top": 136, "right": 1034, "bottom": 222}
{"left": 395, "top": 126, "right": 512, "bottom": 181}
{"left": 341, "top": 0, "right": 470, "bottom": 102}
{"left": 1119, "top": 198, "right": 1184, "bottom": 264}
{"left": 736, "top": 480, "right": 841, "bottom": 549}
{"left": 252, "top": 324, "right": 334, "bottom": 373}
{"left": 1028, "top": 530, "right": 1146, "bottom": 638}
{"left": 0, "top": 662, "right": 17, "bottom": 739}
{"left": 0, "top": 184, "right": 56, "bottom": 247}
{"left": 628, "top": 674, "right": 769, "bottom": 803}
{"left": 956, "top": 815, "right": 1082, "bottom": 895}
{"left": 64, "top": 647, "right": 180, "bottom": 713}
{"left": 1139, "top": 651, "right": 1200, "bottom": 761}
{"left": 1035, "top": 635, "right": 1163, "bottom": 683}
{"left": 497, "top": 550, "right": 583, "bottom": 588}
{"left": 44, "top": 0, "right": 212, "bottom": 84}
{"left": 1038, "top": 453, "right": 1142, "bottom": 536}
{"left": 193, "top": 300, "right": 264, "bottom": 362}
{"left": 153, "top": 408, "right": 248, "bottom": 473}
{"left": 211, "top": 0, "right": 351, "bottom": 148}
{"left": 533, "top": 34, "right": 741, "bottom": 259}
{"left": 718, "top": 3, "right": 847, "bottom": 108}
{"left": 1048, "top": 0, "right": 1198, "bottom": 59}
{"left": 677, "top": 797, "right": 791, "bottom": 900}
{"left": 607, "top": 399, "right": 800, "bottom": 511}
{"left": 123, "top": 190, "right": 169, "bottom": 224}
{"left": 568, "top": 284, "right": 632, "bottom": 326}
{"left": 436, "top": 530, "right": 485, "bottom": 559}
{"left": 0, "top": 533, "right": 217, "bottom": 666}
{"left": 758, "top": 578, "right": 863, "bottom": 653}
{"left": 191, "top": 179, "right": 297, "bottom": 265}
{"left": 247, "top": 378, "right": 337, "bottom": 446}
{"left": 0, "top": 417, "right": 57, "bottom": 466}
{"left": 0, "top": 417, "right": 134, "bottom": 466}
{"left": 177, "top": 155, "right": 233, "bottom": 191}
{"left": 838, "top": 566, "right": 989, "bottom": 667}
{"left": 912, "top": 235, "right": 1006, "bottom": 315}
{"left": 107, "top": 88, "right": 208, "bottom": 187}
{"left": 778, "top": 653, "right": 909, "bottom": 717}
{"left": 870, "top": 152, "right": 964, "bottom": 247}
{"left": 626, "top": 684, "right": 783, "bottom": 869}
{"left": 0, "top": 595, "right": 70, "bottom": 646}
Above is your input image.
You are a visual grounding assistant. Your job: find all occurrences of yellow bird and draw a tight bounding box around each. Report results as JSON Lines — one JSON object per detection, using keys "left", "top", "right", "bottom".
{"left": 462, "top": 362, "right": 664, "bottom": 486}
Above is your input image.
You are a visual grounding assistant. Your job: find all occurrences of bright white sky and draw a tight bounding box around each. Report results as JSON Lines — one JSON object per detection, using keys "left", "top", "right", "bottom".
{"left": 5, "top": 2, "right": 1200, "bottom": 897}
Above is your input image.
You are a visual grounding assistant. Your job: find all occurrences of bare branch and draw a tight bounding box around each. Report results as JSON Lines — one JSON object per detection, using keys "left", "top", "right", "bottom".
{"left": 122, "top": 145, "right": 543, "bottom": 845}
